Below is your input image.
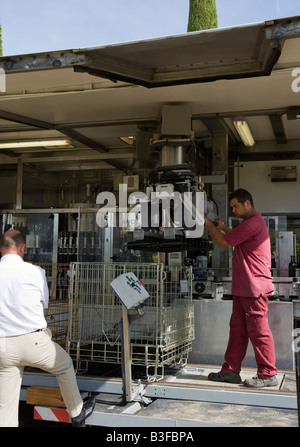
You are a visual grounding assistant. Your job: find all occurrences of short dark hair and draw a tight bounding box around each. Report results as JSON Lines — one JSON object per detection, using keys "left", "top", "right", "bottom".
{"left": 0, "top": 231, "right": 26, "bottom": 250}
{"left": 228, "top": 189, "right": 254, "bottom": 207}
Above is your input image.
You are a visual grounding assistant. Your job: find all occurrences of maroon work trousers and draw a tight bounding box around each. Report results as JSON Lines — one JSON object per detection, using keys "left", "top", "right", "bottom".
{"left": 221, "top": 293, "right": 277, "bottom": 379}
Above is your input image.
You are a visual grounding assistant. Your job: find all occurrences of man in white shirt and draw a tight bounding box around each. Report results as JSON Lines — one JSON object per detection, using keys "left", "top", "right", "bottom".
{"left": 0, "top": 230, "right": 95, "bottom": 427}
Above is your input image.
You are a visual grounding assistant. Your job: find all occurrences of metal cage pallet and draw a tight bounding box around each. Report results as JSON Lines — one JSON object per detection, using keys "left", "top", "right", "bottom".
{"left": 38, "top": 263, "right": 70, "bottom": 346}
{"left": 66, "top": 262, "right": 195, "bottom": 379}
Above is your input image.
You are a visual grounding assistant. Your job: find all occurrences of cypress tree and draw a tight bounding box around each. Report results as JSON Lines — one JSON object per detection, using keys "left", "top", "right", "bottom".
{"left": 187, "top": 0, "right": 218, "bottom": 32}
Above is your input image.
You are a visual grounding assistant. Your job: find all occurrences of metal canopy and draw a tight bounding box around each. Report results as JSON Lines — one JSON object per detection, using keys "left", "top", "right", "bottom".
{"left": 2, "top": 17, "right": 300, "bottom": 87}
{"left": 0, "top": 16, "right": 299, "bottom": 174}
{"left": 74, "top": 21, "right": 280, "bottom": 87}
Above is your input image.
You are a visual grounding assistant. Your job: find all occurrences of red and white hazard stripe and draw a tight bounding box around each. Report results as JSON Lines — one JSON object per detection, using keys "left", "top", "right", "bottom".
{"left": 34, "top": 406, "right": 70, "bottom": 423}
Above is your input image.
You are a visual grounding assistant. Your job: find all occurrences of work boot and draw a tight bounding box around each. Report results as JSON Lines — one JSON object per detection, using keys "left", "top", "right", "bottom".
{"left": 243, "top": 375, "right": 278, "bottom": 388}
{"left": 208, "top": 371, "right": 242, "bottom": 384}
{"left": 72, "top": 395, "right": 96, "bottom": 427}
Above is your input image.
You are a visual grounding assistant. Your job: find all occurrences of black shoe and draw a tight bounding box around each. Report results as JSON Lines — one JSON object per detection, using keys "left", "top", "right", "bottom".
{"left": 208, "top": 371, "right": 242, "bottom": 384}
{"left": 72, "top": 395, "right": 96, "bottom": 427}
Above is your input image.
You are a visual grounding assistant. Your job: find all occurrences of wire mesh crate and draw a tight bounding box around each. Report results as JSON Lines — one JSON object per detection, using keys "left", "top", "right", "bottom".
{"left": 37, "top": 263, "right": 70, "bottom": 345}
{"left": 66, "top": 262, "right": 194, "bottom": 379}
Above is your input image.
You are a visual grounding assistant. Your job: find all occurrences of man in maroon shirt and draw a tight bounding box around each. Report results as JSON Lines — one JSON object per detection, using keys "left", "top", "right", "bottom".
{"left": 204, "top": 189, "right": 277, "bottom": 388}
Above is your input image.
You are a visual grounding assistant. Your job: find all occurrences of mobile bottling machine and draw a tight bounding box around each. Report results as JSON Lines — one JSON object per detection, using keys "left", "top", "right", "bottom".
{"left": 0, "top": 104, "right": 217, "bottom": 381}
{"left": 2, "top": 101, "right": 299, "bottom": 382}
{"left": 66, "top": 128, "right": 217, "bottom": 378}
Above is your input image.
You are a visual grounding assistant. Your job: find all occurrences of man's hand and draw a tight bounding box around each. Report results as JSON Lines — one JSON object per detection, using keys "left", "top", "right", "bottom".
{"left": 204, "top": 216, "right": 230, "bottom": 247}
{"left": 213, "top": 218, "right": 226, "bottom": 231}
{"left": 205, "top": 216, "right": 224, "bottom": 229}
{"left": 204, "top": 216, "right": 211, "bottom": 226}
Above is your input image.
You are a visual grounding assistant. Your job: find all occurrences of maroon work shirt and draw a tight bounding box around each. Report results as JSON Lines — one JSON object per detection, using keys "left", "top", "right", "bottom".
{"left": 224, "top": 212, "right": 273, "bottom": 297}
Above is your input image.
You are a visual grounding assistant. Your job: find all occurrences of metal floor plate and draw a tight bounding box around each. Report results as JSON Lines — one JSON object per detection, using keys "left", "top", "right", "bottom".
{"left": 87, "top": 366, "right": 298, "bottom": 427}
{"left": 143, "top": 365, "right": 297, "bottom": 410}
{"left": 164, "top": 365, "right": 290, "bottom": 392}
{"left": 138, "top": 398, "right": 298, "bottom": 427}
{"left": 22, "top": 365, "right": 299, "bottom": 427}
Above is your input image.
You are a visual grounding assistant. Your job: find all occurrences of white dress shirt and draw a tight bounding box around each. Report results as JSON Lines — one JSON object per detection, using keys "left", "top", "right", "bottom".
{"left": 0, "top": 254, "right": 49, "bottom": 337}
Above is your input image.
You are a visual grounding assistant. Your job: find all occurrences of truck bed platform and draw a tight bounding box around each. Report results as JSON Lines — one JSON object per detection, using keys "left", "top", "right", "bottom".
{"left": 21, "top": 364, "right": 299, "bottom": 427}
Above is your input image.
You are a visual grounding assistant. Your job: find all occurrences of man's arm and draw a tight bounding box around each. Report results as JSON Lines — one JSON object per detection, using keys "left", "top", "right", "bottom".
{"left": 204, "top": 217, "right": 231, "bottom": 248}
{"left": 37, "top": 266, "right": 49, "bottom": 309}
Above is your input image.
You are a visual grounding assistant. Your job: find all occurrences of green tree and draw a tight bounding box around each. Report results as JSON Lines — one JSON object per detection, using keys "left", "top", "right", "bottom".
{"left": 187, "top": 0, "right": 218, "bottom": 32}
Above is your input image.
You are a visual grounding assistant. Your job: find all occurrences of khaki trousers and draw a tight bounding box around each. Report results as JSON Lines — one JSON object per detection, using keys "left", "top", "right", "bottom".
{"left": 0, "top": 328, "right": 83, "bottom": 427}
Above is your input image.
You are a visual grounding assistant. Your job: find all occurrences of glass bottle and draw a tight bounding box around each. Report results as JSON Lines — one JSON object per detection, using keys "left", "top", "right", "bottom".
{"left": 289, "top": 255, "right": 298, "bottom": 277}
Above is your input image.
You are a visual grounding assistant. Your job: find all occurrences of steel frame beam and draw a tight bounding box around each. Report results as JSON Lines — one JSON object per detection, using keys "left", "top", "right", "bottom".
{"left": 21, "top": 370, "right": 297, "bottom": 410}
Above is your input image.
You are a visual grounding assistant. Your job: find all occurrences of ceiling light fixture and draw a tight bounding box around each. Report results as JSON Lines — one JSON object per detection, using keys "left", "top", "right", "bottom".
{"left": 0, "top": 139, "right": 72, "bottom": 149}
{"left": 119, "top": 136, "right": 135, "bottom": 146}
{"left": 233, "top": 118, "right": 255, "bottom": 148}
{"left": 286, "top": 107, "right": 300, "bottom": 120}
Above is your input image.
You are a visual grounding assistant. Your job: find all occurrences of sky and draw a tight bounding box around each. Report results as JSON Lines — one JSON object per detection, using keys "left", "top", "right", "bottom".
{"left": 0, "top": 0, "right": 299, "bottom": 56}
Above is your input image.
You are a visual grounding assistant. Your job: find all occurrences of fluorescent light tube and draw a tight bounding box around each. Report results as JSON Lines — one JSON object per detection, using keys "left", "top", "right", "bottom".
{"left": 0, "top": 139, "right": 71, "bottom": 149}
{"left": 233, "top": 119, "right": 255, "bottom": 147}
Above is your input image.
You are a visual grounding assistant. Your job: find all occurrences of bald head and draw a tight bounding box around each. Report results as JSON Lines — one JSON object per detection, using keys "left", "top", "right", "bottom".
{"left": 0, "top": 230, "right": 26, "bottom": 257}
